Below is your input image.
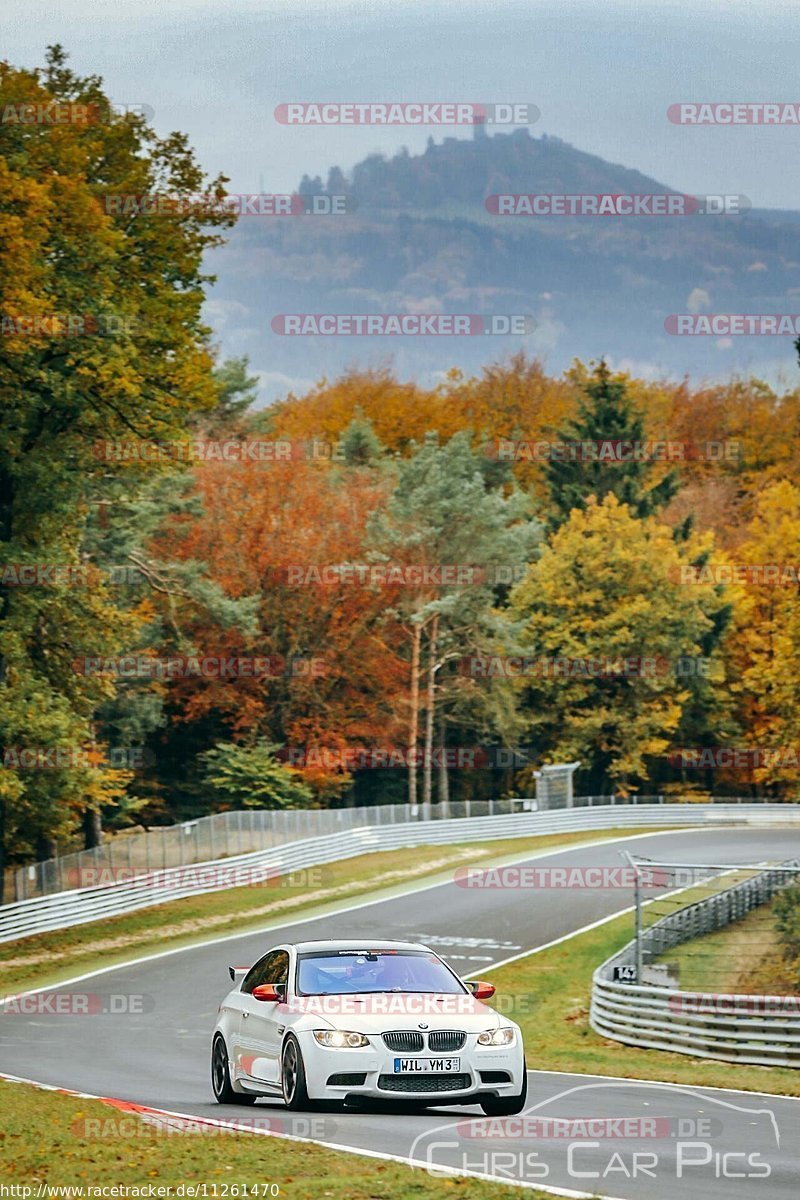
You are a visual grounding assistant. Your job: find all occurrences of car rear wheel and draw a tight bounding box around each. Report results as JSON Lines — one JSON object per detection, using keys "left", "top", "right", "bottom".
{"left": 479, "top": 1070, "right": 527, "bottom": 1116}
{"left": 212, "top": 1034, "right": 257, "bottom": 1105}
{"left": 281, "top": 1034, "right": 312, "bottom": 1110}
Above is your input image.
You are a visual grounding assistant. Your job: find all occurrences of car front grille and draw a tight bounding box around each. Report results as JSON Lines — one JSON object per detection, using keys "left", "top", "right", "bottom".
{"left": 327, "top": 1072, "right": 367, "bottom": 1087}
{"left": 382, "top": 1030, "right": 424, "bottom": 1052}
{"left": 427, "top": 1030, "right": 466, "bottom": 1052}
{"left": 479, "top": 1070, "right": 512, "bottom": 1083}
{"left": 378, "top": 1073, "right": 472, "bottom": 1094}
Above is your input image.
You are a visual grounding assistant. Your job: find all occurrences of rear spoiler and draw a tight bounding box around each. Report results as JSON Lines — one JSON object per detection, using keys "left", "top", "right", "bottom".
{"left": 229, "top": 966, "right": 249, "bottom": 982}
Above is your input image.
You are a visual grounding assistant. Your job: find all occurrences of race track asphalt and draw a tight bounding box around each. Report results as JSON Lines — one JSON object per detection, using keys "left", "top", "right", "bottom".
{"left": 2, "top": 826, "right": 799, "bottom": 1200}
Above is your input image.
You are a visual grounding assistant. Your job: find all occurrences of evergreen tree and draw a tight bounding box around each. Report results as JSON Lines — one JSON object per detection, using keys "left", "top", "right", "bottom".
{"left": 200, "top": 357, "right": 259, "bottom": 432}
{"left": 544, "top": 361, "right": 679, "bottom": 529}
{"left": 369, "top": 433, "right": 541, "bottom": 807}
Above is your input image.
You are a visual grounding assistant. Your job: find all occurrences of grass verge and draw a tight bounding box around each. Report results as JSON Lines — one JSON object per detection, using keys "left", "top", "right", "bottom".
{"left": 655, "top": 897, "right": 798, "bottom": 994}
{"left": 490, "top": 908, "right": 800, "bottom": 1096}
{"left": 0, "top": 1078, "right": 551, "bottom": 1196}
{"left": 1, "top": 827, "right": 672, "bottom": 996}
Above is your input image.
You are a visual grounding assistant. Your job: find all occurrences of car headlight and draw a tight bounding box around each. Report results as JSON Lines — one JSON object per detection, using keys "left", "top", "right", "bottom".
{"left": 477, "top": 1027, "right": 515, "bottom": 1046}
{"left": 312, "top": 1029, "right": 370, "bottom": 1048}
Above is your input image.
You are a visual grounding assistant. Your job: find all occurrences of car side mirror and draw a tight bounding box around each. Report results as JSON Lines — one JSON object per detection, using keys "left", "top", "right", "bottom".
{"left": 252, "top": 983, "right": 284, "bottom": 1002}
{"left": 466, "top": 980, "right": 496, "bottom": 1000}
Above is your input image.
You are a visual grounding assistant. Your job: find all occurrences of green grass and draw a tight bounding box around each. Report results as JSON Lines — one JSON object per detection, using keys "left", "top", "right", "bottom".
{"left": 654, "top": 899, "right": 799, "bottom": 995}
{"left": 489, "top": 908, "right": 800, "bottom": 1096}
{"left": 0, "top": 827, "right": 672, "bottom": 996}
{"left": 0, "top": 1078, "right": 551, "bottom": 1196}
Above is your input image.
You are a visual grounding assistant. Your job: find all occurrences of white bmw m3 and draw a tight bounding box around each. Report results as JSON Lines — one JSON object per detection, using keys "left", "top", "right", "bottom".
{"left": 212, "top": 939, "right": 527, "bottom": 1114}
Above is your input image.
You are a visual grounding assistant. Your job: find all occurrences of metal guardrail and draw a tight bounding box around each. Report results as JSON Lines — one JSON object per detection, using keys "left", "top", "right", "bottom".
{"left": 1, "top": 802, "right": 797, "bottom": 945}
{"left": 12, "top": 801, "right": 451, "bottom": 902}
{"left": 591, "top": 858, "right": 800, "bottom": 1067}
{"left": 8, "top": 793, "right": 762, "bottom": 902}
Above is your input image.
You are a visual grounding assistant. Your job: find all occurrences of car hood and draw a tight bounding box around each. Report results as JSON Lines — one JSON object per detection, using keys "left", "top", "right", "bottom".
{"left": 283, "top": 991, "right": 506, "bottom": 1033}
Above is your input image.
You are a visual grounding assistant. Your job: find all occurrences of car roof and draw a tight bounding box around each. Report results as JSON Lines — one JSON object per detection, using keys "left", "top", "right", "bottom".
{"left": 288, "top": 939, "right": 431, "bottom": 954}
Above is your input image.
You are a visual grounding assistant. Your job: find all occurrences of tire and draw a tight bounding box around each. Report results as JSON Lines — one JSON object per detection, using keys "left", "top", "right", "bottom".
{"left": 212, "top": 1034, "right": 257, "bottom": 1105}
{"left": 281, "top": 1034, "right": 312, "bottom": 1110}
{"left": 479, "top": 1070, "right": 527, "bottom": 1116}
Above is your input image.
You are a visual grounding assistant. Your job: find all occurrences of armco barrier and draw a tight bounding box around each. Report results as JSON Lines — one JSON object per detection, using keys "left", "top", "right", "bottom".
{"left": 591, "top": 858, "right": 800, "bottom": 1067}
{"left": 1, "top": 802, "right": 798, "bottom": 944}
{"left": 10, "top": 793, "right": 753, "bottom": 902}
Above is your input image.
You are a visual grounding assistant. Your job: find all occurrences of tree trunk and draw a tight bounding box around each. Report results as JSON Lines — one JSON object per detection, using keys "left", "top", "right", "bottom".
{"left": 438, "top": 714, "right": 449, "bottom": 817}
{"left": 83, "top": 807, "right": 102, "bottom": 849}
{"left": 422, "top": 615, "right": 439, "bottom": 814}
{"left": 36, "top": 832, "right": 57, "bottom": 861}
{"left": 408, "top": 623, "right": 421, "bottom": 808}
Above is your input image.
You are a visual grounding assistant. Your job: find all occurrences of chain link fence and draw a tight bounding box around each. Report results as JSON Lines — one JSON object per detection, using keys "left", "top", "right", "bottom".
{"left": 7, "top": 792, "right": 780, "bottom": 902}
{"left": 10, "top": 798, "right": 525, "bottom": 901}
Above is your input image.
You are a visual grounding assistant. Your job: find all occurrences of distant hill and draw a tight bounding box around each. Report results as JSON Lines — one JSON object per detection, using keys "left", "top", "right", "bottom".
{"left": 206, "top": 129, "right": 800, "bottom": 401}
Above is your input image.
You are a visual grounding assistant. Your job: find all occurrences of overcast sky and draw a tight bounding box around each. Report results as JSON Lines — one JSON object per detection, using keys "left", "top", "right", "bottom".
{"left": 3, "top": 0, "right": 799, "bottom": 207}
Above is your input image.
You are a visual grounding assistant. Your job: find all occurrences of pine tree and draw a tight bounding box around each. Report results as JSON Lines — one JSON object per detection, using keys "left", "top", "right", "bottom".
{"left": 544, "top": 361, "right": 679, "bottom": 529}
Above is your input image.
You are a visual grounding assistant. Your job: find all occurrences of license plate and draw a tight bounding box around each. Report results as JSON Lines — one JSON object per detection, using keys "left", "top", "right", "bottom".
{"left": 393, "top": 1057, "right": 461, "bottom": 1073}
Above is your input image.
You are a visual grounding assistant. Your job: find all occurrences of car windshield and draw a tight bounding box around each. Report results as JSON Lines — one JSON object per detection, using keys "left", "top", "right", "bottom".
{"left": 295, "top": 950, "right": 466, "bottom": 996}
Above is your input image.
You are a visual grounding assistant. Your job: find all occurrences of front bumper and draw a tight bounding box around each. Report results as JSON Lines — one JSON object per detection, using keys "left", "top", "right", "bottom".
{"left": 299, "top": 1031, "right": 525, "bottom": 1103}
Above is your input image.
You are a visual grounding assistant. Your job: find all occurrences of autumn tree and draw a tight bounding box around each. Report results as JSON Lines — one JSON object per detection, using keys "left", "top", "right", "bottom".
{"left": 153, "top": 454, "right": 408, "bottom": 805}
{"left": 727, "top": 481, "right": 800, "bottom": 797}
{"left": 0, "top": 47, "right": 232, "bottom": 890}
{"left": 509, "top": 494, "right": 728, "bottom": 794}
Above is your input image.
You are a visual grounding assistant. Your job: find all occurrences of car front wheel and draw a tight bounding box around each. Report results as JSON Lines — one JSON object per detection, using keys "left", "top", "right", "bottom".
{"left": 212, "top": 1034, "right": 257, "bottom": 1105}
{"left": 281, "top": 1034, "right": 312, "bottom": 1110}
{"left": 479, "top": 1070, "right": 527, "bottom": 1116}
